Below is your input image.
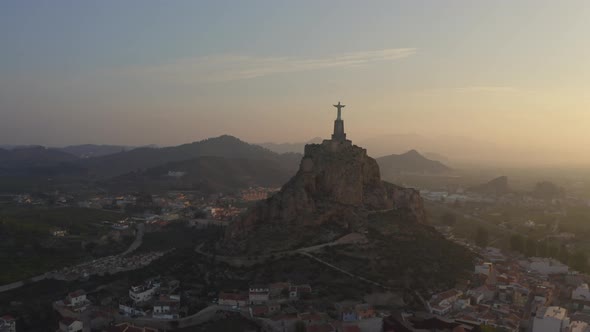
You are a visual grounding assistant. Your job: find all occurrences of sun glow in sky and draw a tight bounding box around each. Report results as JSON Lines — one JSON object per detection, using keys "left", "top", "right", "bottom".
{"left": 1, "top": 1, "right": 590, "bottom": 165}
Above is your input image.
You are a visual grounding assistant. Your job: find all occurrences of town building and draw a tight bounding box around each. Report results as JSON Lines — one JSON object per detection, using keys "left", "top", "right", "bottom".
{"left": 58, "top": 318, "right": 83, "bottom": 332}
{"left": 152, "top": 295, "right": 180, "bottom": 319}
{"left": 64, "top": 290, "right": 90, "bottom": 312}
{"left": 249, "top": 284, "right": 270, "bottom": 304}
{"left": 524, "top": 258, "right": 569, "bottom": 275}
{"left": 427, "top": 289, "right": 463, "bottom": 316}
{"left": 572, "top": 284, "right": 590, "bottom": 312}
{"left": 568, "top": 321, "right": 590, "bottom": 332}
{"left": 129, "top": 278, "right": 161, "bottom": 303}
{"left": 532, "top": 306, "right": 570, "bottom": 332}
{"left": 218, "top": 291, "right": 248, "bottom": 307}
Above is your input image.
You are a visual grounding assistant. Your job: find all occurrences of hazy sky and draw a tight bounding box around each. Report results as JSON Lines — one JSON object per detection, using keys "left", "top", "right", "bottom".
{"left": 1, "top": 1, "right": 589, "bottom": 164}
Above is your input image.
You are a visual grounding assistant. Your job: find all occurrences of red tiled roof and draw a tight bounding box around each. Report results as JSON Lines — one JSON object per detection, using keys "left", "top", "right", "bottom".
{"left": 270, "top": 282, "right": 291, "bottom": 290}
{"left": 126, "top": 327, "right": 143, "bottom": 332}
{"left": 251, "top": 305, "right": 269, "bottom": 316}
{"left": 68, "top": 289, "right": 86, "bottom": 298}
{"left": 271, "top": 313, "right": 299, "bottom": 321}
{"left": 299, "top": 312, "right": 324, "bottom": 322}
{"left": 219, "top": 291, "right": 248, "bottom": 301}
{"left": 343, "top": 325, "right": 361, "bottom": 332}
{"left": 306, "top": 323, "right": 335, "bottom": 332}
{"left": 108, "top": 323, "right": 159, "bottom": 332}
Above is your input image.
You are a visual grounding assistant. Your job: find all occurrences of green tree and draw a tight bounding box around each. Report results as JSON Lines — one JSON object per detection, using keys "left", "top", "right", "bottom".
{"left": 295, "top": 321, "right": 306, "bottom": 332}
{"left": 475, "top": 227, "right": 489, "bottom": 248}
{"left": 558, "top": 245, "right": 570, "bottom": 264}
{"left": 525, "top": 237, "right": 537, "bottom": 257}
{"left": 570, "top": 251, "right": 588, "bottom": 272}
{"left": 509, "top": 234, "right": 524, "bottom": 253}
{"left": 537, "top": 241, "right": 548, "bottom": 257}
{"left": 480, "top": 325, "right": 498, "bottom": 332}
{"left": 440, "top": 212, "right": 456, "bottom": 226}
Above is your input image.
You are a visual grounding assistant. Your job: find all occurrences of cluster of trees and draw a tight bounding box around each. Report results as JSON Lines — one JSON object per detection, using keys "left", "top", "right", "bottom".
{"left": 510, "top": 234, "right": 588, "bottom": 272}
{"left": 439, "top": 213, "right": 489, "bottom": 247}
{"left": 475, "top": 227, "right": 489, "bottom": 248}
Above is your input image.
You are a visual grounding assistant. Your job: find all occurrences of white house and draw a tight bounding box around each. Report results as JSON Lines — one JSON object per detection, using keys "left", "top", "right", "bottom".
{"left": 66, "top": 290, "right": 87, "bottom": 306}
{"left": 427, "top": 289, "right": 463, "bottom": 316}
{"left": 65, "top": 290, "right": 90, "bottom": 312}
{"left": 249, "top": 284, "right": 270, "bottom": 305}
{"left": 569, "top": 321, "right": 590, "bottom": 332}
{"left": 129, "top": 279, "right": 161, "bottom": 303}
{"left": 533, "top": 306, "right": 570, "bottom": 332}
{"left": 59, "top": 318, "right": 83, "bottom": 332}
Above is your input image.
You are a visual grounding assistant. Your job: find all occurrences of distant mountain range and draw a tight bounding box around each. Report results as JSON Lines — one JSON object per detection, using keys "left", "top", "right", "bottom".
{"left": 80, "top": 135, "right": 301, "bottom": 178}
{"left": 0, "top": 146, "right": 84, "bottom": 176}
{"left": 258, "top": 137, "right": 323, "bottom": 154}
{"left": 376, "top": 150, "right": 451, "bottom": 177}
{"left": 0, "top": 135, "right": 302, "bottom": 193}
{"left": 59, "top": 144, "right": 135, "bottom": 158}
{"left": 106, "top": 156, "right": 292, "bottom": 193}
{"left": 0, "top": 136, "right": 455, "bottom": 193}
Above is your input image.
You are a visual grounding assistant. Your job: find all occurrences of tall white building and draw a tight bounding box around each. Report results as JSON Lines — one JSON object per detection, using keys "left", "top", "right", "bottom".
{"left": 533, "top": 306, "right": 570, "bottom": 332}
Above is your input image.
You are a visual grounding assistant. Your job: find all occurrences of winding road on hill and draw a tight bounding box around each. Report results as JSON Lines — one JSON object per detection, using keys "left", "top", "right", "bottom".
{"left": 195, "top": 233, "right": 394, "bottom": 291}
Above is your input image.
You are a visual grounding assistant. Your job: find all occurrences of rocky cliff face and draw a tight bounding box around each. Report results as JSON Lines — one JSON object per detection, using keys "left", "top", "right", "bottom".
{"left": 224, "top": 139, "right": 425, "bottom": 253}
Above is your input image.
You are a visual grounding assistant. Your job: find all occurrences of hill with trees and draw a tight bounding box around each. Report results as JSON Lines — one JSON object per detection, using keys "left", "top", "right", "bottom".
{"left": 106, "top": 156, "right": 294, "bottom": 193}
{"left": 80, "top": 135, "right": 301, "bottom": 178}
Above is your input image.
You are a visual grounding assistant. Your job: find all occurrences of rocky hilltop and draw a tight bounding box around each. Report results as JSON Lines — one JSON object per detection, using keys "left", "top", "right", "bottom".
{"left": 225, "top": 138, "right": 425, "bottom": 253}
{"left": 221, "top": 104, "right": 474, "bottom": 292}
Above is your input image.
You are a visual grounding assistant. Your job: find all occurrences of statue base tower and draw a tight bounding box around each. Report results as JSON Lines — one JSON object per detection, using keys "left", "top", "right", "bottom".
{"left": 332, "top": 119, "right": 347, "bottom": 142}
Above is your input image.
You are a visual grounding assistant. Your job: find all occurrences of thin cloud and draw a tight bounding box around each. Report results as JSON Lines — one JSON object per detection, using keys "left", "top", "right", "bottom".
{"left": 453, "top": 86, "right": 520, "bottom": 94}
{"left": 119, "top": 48, "right": 416, "bottom": 83}
{"left": 415, "top": 86, "right": 527, "bottom": 97}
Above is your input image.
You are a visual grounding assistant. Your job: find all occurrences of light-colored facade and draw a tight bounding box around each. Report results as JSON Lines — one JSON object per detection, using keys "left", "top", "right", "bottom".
{"left": 572, "top": 284, "right": 590, "bottom": 301}
{"left": 66, "top": 290, "right": 87, "bottom": 307}
{"left": 526, "top": 258, "right": 569, "bottom": 275}
{"left": 569, "top": 321, "right": 590, "bottom": 332}
{"left": 129, "top": 280, "right": 160, "bottom": 303}
{"left": 59, "top": 319, "right": 83, "bottom": 332}
{"left": 249, "top": 285, "right": 270, "bottom": 305}
{"left": 427, "top": 289, "right": 463, "bottom": 316}
{"left": 532, "top": 306, "right": 570, "bottom": 332}
{"left": 153, "top": 302, "right": 179, "bottom": 319}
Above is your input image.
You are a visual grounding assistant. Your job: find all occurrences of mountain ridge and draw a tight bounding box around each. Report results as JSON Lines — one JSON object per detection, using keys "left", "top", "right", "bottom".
{"left": 105, "top": 155, "right": 293, "bottom": 193}
{"left": 79, "top": 135, "right": 301, "bottom": 178}
{"left": 376, "top": 149, "right": 451, "bottom": 176}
